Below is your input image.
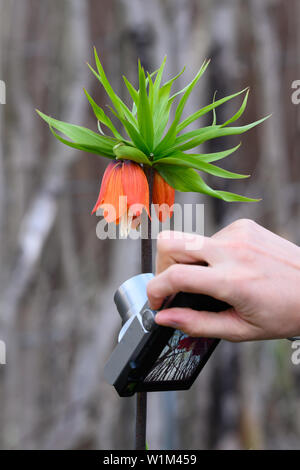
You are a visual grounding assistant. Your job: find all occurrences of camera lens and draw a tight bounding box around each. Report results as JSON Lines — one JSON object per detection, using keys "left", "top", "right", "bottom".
{"left": 114, "top": 273, "right": 154, "bottom": 324}
{"left": 142, "top": 308, "right": 157, "bottom": 332}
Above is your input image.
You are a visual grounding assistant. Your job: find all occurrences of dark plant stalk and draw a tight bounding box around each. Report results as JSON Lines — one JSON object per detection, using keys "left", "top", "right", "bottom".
{"left": 135, "top": 166, "right": 153, "bottom": 450}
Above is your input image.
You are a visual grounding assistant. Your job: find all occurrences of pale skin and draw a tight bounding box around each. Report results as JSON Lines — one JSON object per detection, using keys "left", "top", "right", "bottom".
{"left": 146, "top": 219, "right": 300, "bottom": 342}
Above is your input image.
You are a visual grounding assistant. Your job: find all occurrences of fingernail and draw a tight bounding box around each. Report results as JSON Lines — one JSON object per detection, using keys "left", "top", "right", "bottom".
{"left": 148, "top": 300, "right": 160, "bottom": 310}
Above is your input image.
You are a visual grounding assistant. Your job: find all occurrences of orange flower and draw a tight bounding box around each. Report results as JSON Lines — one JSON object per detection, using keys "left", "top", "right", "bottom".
{"left": 152, "top": 171, "right": 175, "bottom": 222}
{"left": 92, "top": 160, "right": 150, "bottom": 234}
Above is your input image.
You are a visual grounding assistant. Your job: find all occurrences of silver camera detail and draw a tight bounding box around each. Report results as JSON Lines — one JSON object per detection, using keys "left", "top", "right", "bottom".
{"left": 114, "top": 273, "right": 156, "bottom": 342}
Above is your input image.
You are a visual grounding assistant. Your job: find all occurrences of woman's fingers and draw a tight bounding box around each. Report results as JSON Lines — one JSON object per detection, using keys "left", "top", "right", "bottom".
{"left": 155, "top": 230, "right": 217, "bottom": 275}
{"left": 147, "top": 263, "right": 228, "bottom": 310}
{"left": 155, "top": 307, "right": 254, "bottom": 342}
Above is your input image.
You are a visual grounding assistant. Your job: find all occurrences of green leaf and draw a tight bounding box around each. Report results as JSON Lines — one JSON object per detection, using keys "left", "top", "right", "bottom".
{"left": 168, "top": 65, "right": 201, "bottom": 103}
{"left": 153, "top": 84, "right": 173, "bottom": 147}
{"left": 154, "top": 144, "right": 241, "bottom": 163}
{"left": 185, "top": 144, "right": 242, "bottom": 163}
{"left": 113, "top": 143, "right": 151, "bottom": 164}
{"left": 84, "top": 89, "right": 123, "bottom": 140}
{"left": 49, "top": 127, "right": 115, "bottom": 158}
{"left": 147, "top": 72, "right": 154, "bottom": 114}
{"left": 221, "top": 88, "right": 250, "bottom": 128}
{"left": 214, "top": 190, "right": 261, "bottom": 202}
{"left": 152, "top": 65, "right": 186, "bottom": 146}
{"left": 172, "top": 115, "right": 271, "bottom": 153}
{"left": 123, "top": 75, "right": 139, "bottom": 108}
{"left": 164, "top": 66, "right": 186, "bottom": 101}
{"left": 109, "top": 106, "right": 149, "bottom": 153}
{"left": 87, "top": 48, "right": 138, "bottom": 128}
{"left": 154, "top": 59, "right": 211, "bottom": 154}
{"left": 155, "top": 164, "right": 260, "bottom": 202}
{"left": 123, "top": 75, "right": 139, "bottom": 116}
{"left": 177, "top": 87, "right": 249, "bottom": 133}
{"left": 36, "top": 110, "right": 116, "bottom": 156}
{"left": 174, "top": 126, "right": 216, "bottom": 146}
{"left": 168, "top": 83, "right": 189, "bottom": 102}
{"left": 153, "top": 56, "right": 167, "bottom": 103}
{"left": 148, "top": 67, "right": 161, "bottom": 82}
{"left": 155, "top": 154, "right": 249, "bottom": 179}
{"left": 124, "top": 68, "right": 160, "bottom": 117}
{"left": 171, "top": 59, "right": 210, "bottom": 121}
{"left": 137, "top": 61, "right": 154, "bottom": 150}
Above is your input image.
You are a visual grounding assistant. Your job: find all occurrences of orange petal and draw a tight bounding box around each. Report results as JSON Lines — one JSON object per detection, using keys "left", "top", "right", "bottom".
{"left": 152, "top": 171, "right": 175, "bottom": 222}
{"left": 121, "top": 161, "right": 150, "bottom": 218}
{"left": 98, "top": 163, "right": 127, "bottom": 223}
{"left": 91, "top": 161, "right": 121, "bottom": 214}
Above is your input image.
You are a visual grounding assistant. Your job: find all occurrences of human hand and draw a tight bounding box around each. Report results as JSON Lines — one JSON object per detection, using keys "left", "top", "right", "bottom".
{"left": 146, "top": 219, "right": 300, "bottom": 341}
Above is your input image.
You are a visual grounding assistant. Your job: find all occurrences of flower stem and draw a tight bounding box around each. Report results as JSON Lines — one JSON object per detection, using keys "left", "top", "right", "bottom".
{"left": 141, "top": 166, "right": 153, "bottom": 272}
{"left": 135, "top": 166, "right": 153, "bottom": 450}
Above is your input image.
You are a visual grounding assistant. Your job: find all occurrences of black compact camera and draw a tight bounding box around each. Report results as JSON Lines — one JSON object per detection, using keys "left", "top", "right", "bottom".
{"left": 104, "top": 274, "right": 229, "bottom": 397}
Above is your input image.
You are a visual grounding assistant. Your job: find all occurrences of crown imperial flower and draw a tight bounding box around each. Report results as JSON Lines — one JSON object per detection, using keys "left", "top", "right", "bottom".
{"left": 152, "top": 170, "right": 175, "bottom": 222}
{"left": 92, "top": 159, "right": 150, "bottom": 235}
{"left": 37, "top": 47, "right": 269, "bottom": 231}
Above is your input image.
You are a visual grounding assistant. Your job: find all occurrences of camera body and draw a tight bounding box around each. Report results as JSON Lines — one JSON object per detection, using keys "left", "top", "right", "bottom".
{"left": 104, "top": 273, "right": 229, "bottom": 397}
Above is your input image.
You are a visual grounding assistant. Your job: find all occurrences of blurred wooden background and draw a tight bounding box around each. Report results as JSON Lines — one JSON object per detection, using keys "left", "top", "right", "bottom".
{"left": 0, "top": 0, "right": 299, "bottom": 449}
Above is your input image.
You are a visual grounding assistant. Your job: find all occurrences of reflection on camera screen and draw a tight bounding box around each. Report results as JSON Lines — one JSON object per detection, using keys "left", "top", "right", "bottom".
{"left": 144, "top": 330, "right": 215, "bottom": 382}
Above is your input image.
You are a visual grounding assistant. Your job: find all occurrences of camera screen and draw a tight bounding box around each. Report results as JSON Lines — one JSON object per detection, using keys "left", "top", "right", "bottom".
{"left": 143, "top": 330, "right": 215, "bottom": 383}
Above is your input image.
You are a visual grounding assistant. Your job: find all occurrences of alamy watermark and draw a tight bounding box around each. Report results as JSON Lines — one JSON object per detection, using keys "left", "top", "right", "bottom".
{"left": 0, "top": 340, "right": 6, "bottom": 365}
{"left": 291, "top": 340, "right": 300, "bottom": 365}
{"left": 0, "top": 80, "right": 6, "bottom": 105}
{"left": 291, "top": 80, "right": 300, "bottom": 105}
{"left": 95, "top": 200, "right": 205, "bottom": 250}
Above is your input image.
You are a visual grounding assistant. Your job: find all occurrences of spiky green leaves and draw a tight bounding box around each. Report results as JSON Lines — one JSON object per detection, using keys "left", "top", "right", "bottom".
{"left": 154, "top": 59, "right": 211, "bottom": 155}
{"left": 36, "top": 110, "right": 118, "bottom": 158}
{"left": 37, "top": 49, "right": 270, "bottom": 203}
{"left": 155, "top": 164, "right": 260, "bottom": 202}
{"left": 137, "top": 61, "right": 154, "bottom": 151}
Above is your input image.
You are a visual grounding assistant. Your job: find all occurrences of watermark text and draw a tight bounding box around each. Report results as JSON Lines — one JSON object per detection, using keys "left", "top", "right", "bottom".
{"left": 0, "top": 340, "right": 6, "bottom": 365}
{"left": 291, "top": 340, "right": 300, "bottom": 365}
{"left": 0, "top": 80, "right": 6, "bottom": 104}
{"left": 95, "top": 200, "right": 205, "bottom": 250}
{"left": 291, "top": 80, "right": 300, "bottom": 105}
